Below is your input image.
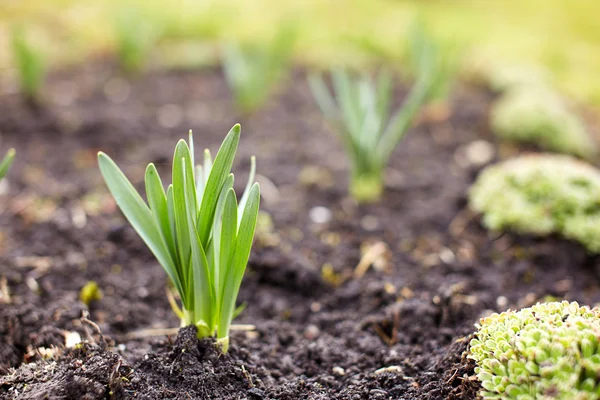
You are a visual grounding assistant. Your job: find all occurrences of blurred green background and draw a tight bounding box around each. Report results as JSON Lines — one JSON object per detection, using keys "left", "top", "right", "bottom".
{"left": 1, "top": 0, "right": 599, "bottom": 104}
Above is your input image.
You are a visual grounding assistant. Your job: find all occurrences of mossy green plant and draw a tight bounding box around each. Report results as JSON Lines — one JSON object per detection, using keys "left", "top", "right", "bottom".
{"left": 490, "top": 87, "right": 596, "bottom": 158}
{"left": 469, "top": 301, "right": 600, "bottom": 399}
{"left": 469, "top": 154, "right": 600, "bottom": 252}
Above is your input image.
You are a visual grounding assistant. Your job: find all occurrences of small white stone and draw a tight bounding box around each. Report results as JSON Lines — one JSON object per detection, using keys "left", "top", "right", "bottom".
{"left": 332, "top": 366, "right": 346, "bottom": 376}
{"left": 309, "top": 206, "right": 332, "bottom": 224}
{"left": 465, "top": 140, "right": 495, "bottom": 167}
{"left": 360, "top": 215, "right": 379, "bottom": 231}
{"left": 496, "top": 296, "right": 509, "bottom": 308}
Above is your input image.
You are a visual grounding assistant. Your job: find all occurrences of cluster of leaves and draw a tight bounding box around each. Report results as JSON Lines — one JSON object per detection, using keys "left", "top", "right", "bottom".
{"left": 309, "top": 57, "right": 448, "bottom": 203}
{"left": 114, "top": 6, "right": 160, "bottom": 75}
{"left": 469, "top": 301, "right": 600, "bottom": 399}
{"left": 469, "top": 154, "right": 600, "bottom": 253}
{"left": 491, "top": 86, "right": 596, "bottom": 158}
{"left": 11, "top": 26, "right": 45, "bottom": 102}
{"left": 222, "top": 25, "right": 295, "bottom": 114}
{"left": 98, "top": 125, "right": 260, "bottom": 352}
{"left": 0, "top": 149, "right": 16, "bottom": 181}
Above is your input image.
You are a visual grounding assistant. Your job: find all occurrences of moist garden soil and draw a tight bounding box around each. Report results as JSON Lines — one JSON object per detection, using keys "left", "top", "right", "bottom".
{"left": 1, "top": 63, "right": 600, "bottom": 400}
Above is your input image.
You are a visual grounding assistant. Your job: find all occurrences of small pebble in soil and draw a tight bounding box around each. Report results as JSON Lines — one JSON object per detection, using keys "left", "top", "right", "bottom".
{"left": 496, "top": 295, "right": 508, "bottom": 308}
{"left": 247, "top": 388, "right": 266, "bottom": 399}
{"left": 332, "top": 366, "right": 346, "bottom": 376}
{"left": 310, "top": 302, "right": 321, "bottom": 312}
{"left": 454, "top": 139, "right": 495, "bottom": 168}
{"left": 303, "top": 324, "right": 320, "bottom": 340}
{"left": 360, "top": 215, "right": 379, "bottom": 231}
{"left": 309, "top": 206, "right": 332, "bottom": 224}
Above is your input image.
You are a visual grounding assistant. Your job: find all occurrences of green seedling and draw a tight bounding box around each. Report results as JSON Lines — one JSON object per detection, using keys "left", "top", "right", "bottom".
{"left": 405, "top": 19, "right": 460, "bottom": 104}
{"left": 469, "top": 154, "right": 600, "bottom": 253}
{"left": 115, "top": 7, "right": 159, "bottom": 75}
{"left": 308, "top": 66, "right": 439, "bottom": 203}
{"left": 491, "top": 86, "right": 596, "bottom": 158}
{"left": 222, "top": 25, "right": 295, "bottom": 114}
{"left": 80, "top": 281, "right": 103, "bottom": 306}
{"left": 0, "top": 149, "right": 16, "bottom": 181}
{"left": 470, "top": 301, "right": 600, "bottom": 399}
{"left": 98, "top": 125, "right": 260, "bottom": 352}
{"left": 11, "top": 26, "right": 45, "bottom": 102}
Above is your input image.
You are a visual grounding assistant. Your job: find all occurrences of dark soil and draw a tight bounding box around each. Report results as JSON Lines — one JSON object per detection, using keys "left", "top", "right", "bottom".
{"left": 1, "top": 63, "right": 599, "bottom": 399}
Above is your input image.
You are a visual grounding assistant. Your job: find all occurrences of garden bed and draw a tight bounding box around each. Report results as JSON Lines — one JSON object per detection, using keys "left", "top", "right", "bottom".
{"left": 1, "top": 64, "right": 599, "bottom": 399}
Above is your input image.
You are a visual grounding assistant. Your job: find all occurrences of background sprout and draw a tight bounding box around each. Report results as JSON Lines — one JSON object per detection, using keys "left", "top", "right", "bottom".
{"left": 115, "top": 6, "right": 160, "bottom": 75}
{"left": 491, "top": 86, "right": 597, "bottom": 158}
{"left": 469, "top": 301, "right": 600, "bottom": 399}
{"left": 308, "top": 66, "right": 440, "bottom": 203}
{"left": 11, "top": 26, "right": 45, "bottom": 103}
{"left": 0, "top": 149, "right": 16, "bottom": 181}
{"left": 98, "top": 125, "right": 260, "bottom": 352}
{"left": 222, "top": 24, "right": 296, "bottom": 114}
{"left": 469, "top": 154, "right": 600, "bottom": 253}
{"left": 404, "top": 19, "right": 460, "bottom": 105}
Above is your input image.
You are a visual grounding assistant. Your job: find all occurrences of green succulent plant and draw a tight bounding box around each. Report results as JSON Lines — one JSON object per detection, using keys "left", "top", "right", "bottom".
{"left": 469, "top": 154, "right": 600, "bottom": 253}
{"left": 0, "top": 149, "right": 16, "bottom": 181}
{"left": 469, "top": 301, "right": 600, "bottom": 399}
{"left": 490, "top": 86, "right": 596, "bottom": 158}
{"left": 485, "top": 63, "right": 550, "bottom": 93}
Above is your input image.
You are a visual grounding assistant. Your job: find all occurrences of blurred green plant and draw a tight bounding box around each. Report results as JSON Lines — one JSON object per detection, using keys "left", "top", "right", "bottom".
{"left": 308, "top": 65, "right": 440, "bottom": 203}
{"left": 98, "top": 125, "right": 260, "bottom": 352}
{"left": 484, "top": 63, "right": 550, "bottom": 93}
{"left": 491, "top": 86, "right": 596, "bottom": 158}
{"left": 79, "top": 281, "right": 103, "bottom": 306}
{"left": 115, "top": 6, "right": 160, "bottom": 75}
{"left": 404, "top": 19, "right": 460, "bottom": 105}
{"left": 11, "top": 26, "right": 45, "bottom": 102}
{"left": 222, "top": 25, "right": 296, "bottom": 114}
{"left": 469, "top": 301, "right": 600, "bottom": 399}
{"left": 0, "top": 149, "right": 16, "bottom": 181}
{"left": 469, "top": 154, "right": 600, "bottom": 252}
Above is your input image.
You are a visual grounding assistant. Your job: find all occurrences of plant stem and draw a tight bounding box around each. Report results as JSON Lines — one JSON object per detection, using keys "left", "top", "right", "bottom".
{"left": 350, "top": 171, "right": 384, "bottom": 203}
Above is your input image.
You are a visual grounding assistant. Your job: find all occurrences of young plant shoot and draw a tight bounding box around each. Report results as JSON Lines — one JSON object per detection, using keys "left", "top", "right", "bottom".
{"left": 0, "top": 149, "right": 16, "bottom": 181}
{"left": 405, "top": 19, "right": 460, "bottom": 105}
{"left": 222, "top": 25, "right": 295, "bottom": 114}
{"left": 11, "top": 26, "right": 45, "bottom": 102}
{"left": 115, "top": 6, "right": 159, "bottom": 75}
{"left": 309, "top": 68, "right": 439, "bottom": 203}
{"left": 98, "top": 125, "right": 260, "bottom": 352}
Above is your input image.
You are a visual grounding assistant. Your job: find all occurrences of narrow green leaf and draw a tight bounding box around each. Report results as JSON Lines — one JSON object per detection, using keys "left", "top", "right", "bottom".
{"left": 0, "top": 149, "right": 16, "bottom": 180}
{"left": 198, "top": 124, "right": 240, "bottom": 247}
{"left": 209, "top": 174, "right": 235, "bottom": 297}
{"left": 218, "top": 189, "right": 238, "bottom": 320}
{"left": 98, "top": 152, "right": 182, "bottom": 297}
{"left": 145, "top": 164, "right": 177, "bottom": 265}
{"left": 218, "top": 183, "right": 259, "bottom": 339}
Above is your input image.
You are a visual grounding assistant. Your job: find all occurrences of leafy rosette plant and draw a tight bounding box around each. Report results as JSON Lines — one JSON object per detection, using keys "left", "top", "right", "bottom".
{"left": 98, "top": 124, "right": 260, "bottom": 352}
{"left": 469, "top": 301, "right": 600, "bottom": 399}
{"left": 469, "top": 154, "right": 600, "bottom": 253}
{"left": 0, "top": 149, "right": 16, "bottom": 181}
{"left": 491, "top": 86, "right": 596, "bottom": 158}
